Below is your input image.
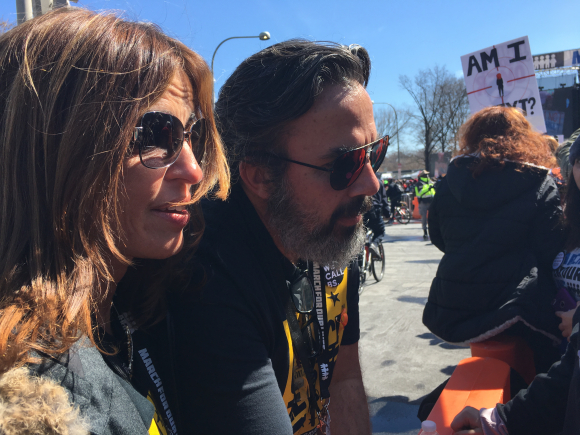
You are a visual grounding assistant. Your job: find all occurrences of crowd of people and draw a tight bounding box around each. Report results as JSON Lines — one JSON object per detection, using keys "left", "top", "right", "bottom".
{"left": 1, "top": 7, "right": 580, "bottom": 435}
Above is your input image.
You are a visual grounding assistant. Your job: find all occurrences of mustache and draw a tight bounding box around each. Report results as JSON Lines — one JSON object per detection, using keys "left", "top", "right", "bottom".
{"left": 331, "top": 196, "right": 372, "bottom": 221}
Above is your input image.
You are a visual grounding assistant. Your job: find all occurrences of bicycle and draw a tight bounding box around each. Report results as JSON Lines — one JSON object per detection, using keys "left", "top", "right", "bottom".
{"left": 392, "top": 203, "right": 412, "bottom": 224}
{"left": 357, "top": 229, "right": 385, "bottom": 294}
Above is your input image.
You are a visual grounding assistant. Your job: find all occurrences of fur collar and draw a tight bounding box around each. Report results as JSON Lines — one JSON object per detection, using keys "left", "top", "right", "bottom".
{"left": 0, "top": 367, "right": 88, "bottom": 434}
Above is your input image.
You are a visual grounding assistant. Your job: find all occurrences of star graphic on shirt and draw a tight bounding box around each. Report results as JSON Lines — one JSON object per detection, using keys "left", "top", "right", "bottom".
{"left": 328, "top": 292, "right": 340, "bottom": 306}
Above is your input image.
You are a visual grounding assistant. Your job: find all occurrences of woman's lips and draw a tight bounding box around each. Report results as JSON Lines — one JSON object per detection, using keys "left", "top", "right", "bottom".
{"left": 151, "top": 208, "right": 191, "bottom": 228}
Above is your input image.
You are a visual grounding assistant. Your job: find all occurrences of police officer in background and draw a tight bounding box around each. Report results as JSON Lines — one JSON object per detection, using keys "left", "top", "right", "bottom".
{"left": 415, "top": 170, "right": 435, "bottom": 240}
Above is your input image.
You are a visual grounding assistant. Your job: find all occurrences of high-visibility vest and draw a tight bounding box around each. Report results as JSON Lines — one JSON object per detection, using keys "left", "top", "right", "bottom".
{"left": 415, "top": 177, "right": 435, "bottom": 199}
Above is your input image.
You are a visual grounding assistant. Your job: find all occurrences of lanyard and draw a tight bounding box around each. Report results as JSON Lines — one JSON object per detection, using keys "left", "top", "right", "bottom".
{"left": 284, "top": 294, "right": 322, "bottom": 425}
{"left": 284, "top": 261, "right": 341, "bottom": 427}
{"left": 114, "top": 299, "right": 181, "bottom": 435}
{"left": 308, "top": 262, "right": 333, "bottom": 400}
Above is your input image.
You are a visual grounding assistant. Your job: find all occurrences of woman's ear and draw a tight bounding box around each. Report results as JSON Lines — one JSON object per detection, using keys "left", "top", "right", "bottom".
{"left": 238, "top": 161, "right": 270, "bottom": 200}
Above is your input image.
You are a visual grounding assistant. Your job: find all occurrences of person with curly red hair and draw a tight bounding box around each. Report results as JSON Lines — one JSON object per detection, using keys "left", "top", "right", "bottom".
{"left": 423, "top": 106, "right": 564, "bottom": 375}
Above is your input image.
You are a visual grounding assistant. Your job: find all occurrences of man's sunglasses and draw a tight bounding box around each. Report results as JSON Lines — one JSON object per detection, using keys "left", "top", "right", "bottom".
{"left": 132, "top": 111, "right": 206, "bottom": 169}
{"left": 288, "top": 272, "right": 323, "bottom": 359}
{"left": 269, "top": 135, "right": 389, "bottom": 190}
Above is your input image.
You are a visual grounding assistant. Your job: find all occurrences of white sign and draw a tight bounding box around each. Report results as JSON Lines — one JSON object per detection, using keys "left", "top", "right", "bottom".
{"left": 461, "top": 36, "right": 546, "bottom": 132}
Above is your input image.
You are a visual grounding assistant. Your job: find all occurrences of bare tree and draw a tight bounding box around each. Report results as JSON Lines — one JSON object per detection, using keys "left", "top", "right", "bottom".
{"left": 0, "top": 19, "right": 14, "bottom": 34}
{"left": 448, "top": 87, "right": 470, "bottom": 153}
{"left": 374, "top": 106, "right": 412, "bottom": 140}
{"left": 380, "top": 149, "right": 424, "bottom": 173}
{"left": 437, "top": 76, "right": 470, "bottom": 154}
{"left": 400, "top": 65, "right": 469, "bottom": 170}
{"left": 374, "top": 106, "right": 413, "bottom": 173}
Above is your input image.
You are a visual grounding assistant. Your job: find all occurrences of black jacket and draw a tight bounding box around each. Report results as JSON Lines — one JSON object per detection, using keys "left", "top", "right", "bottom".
{"left": 386, "top": 183, "right": 403, "bottom": 202}
{"left": 423, "top": 156, "right": 564, "bottom": 344}
{"left": 497, "top": 309, "right": 580, "bottom": 434}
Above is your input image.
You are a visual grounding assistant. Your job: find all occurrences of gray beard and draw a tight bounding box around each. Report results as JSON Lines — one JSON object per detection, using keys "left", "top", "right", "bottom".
{"left": 266, "top": 175, "right": 371, "bottom": 268}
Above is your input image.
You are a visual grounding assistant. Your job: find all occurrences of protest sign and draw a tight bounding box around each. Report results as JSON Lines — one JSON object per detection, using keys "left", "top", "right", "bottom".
{"left": 461, "top": 36, "right": 546, "bottom": 132}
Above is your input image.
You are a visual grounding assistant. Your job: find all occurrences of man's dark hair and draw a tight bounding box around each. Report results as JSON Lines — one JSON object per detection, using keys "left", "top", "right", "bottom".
{"left": 215, "top": 39, "right": 371, "bottom": 180}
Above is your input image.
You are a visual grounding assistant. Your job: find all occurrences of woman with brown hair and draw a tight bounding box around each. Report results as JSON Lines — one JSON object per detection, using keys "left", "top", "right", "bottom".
{"left": 0, "top": 7, "right": 229, "bottom": 434}
{"left": 422, "top": 106, "right": 564, "bottom": 375}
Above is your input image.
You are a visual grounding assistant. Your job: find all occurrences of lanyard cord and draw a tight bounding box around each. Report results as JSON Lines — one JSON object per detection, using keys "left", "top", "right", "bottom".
{"left": 284, "top": 294, "right": 321, "bottom": 424}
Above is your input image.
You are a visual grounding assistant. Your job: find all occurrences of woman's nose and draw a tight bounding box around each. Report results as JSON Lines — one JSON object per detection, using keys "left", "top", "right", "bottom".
{"left": 165, "top": 139, "right": 203, "bottom": 186}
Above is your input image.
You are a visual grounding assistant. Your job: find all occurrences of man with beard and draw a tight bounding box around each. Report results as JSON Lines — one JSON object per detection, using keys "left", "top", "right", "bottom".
{"left": 171, "top": 40, "right": 387, "bottom": 435}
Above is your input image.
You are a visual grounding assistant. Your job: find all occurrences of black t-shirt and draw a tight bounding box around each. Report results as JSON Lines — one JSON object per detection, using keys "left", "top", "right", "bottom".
{"left": 171, "top": 184, "right": 361, "bottom": 435}
{"left": 109, "top": 297, "right": 183, "bottom": 435}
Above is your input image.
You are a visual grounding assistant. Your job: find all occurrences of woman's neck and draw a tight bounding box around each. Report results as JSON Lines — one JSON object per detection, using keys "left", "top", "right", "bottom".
{"left": 97, "top": 258, "right": 129, "bottom": 334}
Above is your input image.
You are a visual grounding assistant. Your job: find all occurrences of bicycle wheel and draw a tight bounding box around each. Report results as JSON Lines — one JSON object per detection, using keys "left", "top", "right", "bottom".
{"left": 395, "top": 208, "right": 403, "bottom": 224}
{"left": 399, "top": 205, "right": 411, "bottom": 224}
{"left": 371, "top": 242, "right": 385, "bottom": 282}
{"left": 358, "top": 248, "right": 367, "bottom": 294}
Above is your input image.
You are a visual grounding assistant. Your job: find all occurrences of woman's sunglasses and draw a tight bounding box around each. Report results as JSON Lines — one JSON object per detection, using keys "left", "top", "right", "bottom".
{"left": 132, "top": 111, "right": 206, "bottom": 169}
{"left": 268, "top": 135, "right": 389, "bottom": 190}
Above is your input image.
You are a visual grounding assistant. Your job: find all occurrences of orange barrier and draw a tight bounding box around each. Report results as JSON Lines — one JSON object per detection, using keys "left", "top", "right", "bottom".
{"left": 413, "top": 196, "right": 420, "bottom": 219}
{"left": 470, "top": 335, "right": 536, "bottom": 384}
{"left": 423, "top": 357, "right": 510, "bottom": 435}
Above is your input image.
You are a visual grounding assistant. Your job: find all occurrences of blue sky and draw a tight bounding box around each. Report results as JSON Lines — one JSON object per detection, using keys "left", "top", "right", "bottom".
{"left": 2, "top": 0, "right": 579, "bottom": 147}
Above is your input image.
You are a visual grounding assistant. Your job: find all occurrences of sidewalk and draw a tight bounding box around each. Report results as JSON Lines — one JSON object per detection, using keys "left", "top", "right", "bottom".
{"left": 359, "top": 221, "right": 471, "bottom": 435}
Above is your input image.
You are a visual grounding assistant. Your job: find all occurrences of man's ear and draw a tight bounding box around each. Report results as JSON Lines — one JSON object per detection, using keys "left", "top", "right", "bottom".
{"left": 239, "top": 161, "right": 270, "bottom": 200}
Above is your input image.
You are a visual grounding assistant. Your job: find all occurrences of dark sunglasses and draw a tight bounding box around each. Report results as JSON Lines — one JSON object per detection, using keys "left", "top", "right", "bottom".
{"left": 132, "top": 111, "right": 206, "bottom": 169}
{"left": 269, "top": 135, "right": 389, "bottom": 190}
{"left": 288, "top": 272, "right": 323, "bottom": 359}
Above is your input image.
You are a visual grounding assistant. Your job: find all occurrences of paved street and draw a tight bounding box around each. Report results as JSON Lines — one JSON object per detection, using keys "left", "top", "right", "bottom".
{"left": 359, "top": 221, "right": 472, "bottom": 435}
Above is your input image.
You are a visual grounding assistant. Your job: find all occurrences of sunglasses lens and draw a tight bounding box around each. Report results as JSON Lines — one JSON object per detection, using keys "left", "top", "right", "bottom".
{"left": 291, "top": 275, "right": 314, "bottom": 313}
{"left": 370, "top": 136, "right": 389, "bottom": 171}
{"left": 189, "top": 118, "right": 207, "bottom": 163}
{"left": 140, "top": 112, "right": 184, "bottom": 168}
{"left": 330, "top": 147, "right": 367, "bottom": 190}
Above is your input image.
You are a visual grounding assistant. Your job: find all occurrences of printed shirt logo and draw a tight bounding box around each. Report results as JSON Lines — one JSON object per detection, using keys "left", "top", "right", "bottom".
{"left": 137, "top": 348, "right": 178, "bottom": 435}
{"left": 283, "top": 263, "right": 349, "bottom": 434}
{"left": 553, "top": 248, "right": 580, "bottom": 297}
{"left": 118, "top": 308, "right": 178, "bottom": 435}
{"left": 323, "top": 264, "right": 345, "bottom": 287}
{"left": 328, "top": 292, "right": 340, "bottom": 306}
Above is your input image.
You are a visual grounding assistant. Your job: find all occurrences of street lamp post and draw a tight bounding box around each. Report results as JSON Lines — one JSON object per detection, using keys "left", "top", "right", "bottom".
{"left": 372, "top": 102, "right": 400, "bottom": 177}
{"left": 211, "top": 32, "right": 271, "bottom": 74}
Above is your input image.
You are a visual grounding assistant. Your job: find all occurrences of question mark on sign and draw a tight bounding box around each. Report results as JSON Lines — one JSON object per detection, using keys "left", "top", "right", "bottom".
{"left": 529, "top": 97, "right": 536, "bottom": 115}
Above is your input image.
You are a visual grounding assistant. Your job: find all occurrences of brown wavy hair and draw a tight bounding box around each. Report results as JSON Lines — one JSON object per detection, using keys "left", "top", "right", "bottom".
{"left": 0, "top": 8, "right": 229, "bottom": 372}
{"left": 456, "top": 106, "right": 556, "bottom": 177}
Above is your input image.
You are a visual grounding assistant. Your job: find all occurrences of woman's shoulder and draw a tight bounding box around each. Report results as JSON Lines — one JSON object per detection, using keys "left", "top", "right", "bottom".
{"left": 25, "top": 340, "right": 154, "bottom": 435}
